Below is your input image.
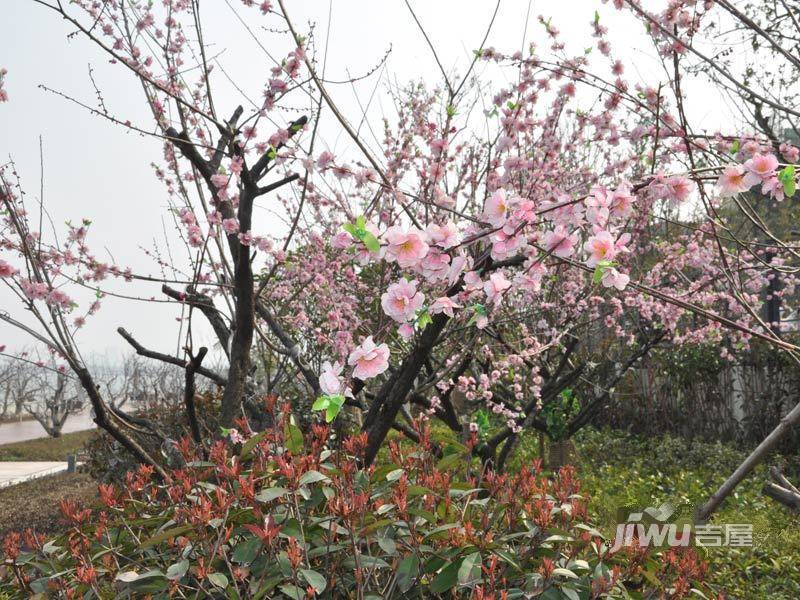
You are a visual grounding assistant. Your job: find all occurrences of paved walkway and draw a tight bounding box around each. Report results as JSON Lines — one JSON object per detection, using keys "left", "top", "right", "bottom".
{"left": 0, "top": 462, "right": 70, "bottom": 489}
{"left": 0, "top": 411, "right": 95, "bottom": 445}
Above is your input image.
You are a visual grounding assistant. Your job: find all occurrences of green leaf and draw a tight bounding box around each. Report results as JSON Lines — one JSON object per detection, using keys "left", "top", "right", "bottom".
{"left": 208, "top": 572, "right": 229, "bottom": 589}
{"left": 458, "top": 552, "right": 482, "bottom": 586}
{"left": 592, "top": 260, "right": 616, "bottom": 285}
{"left": 256, "top": 486, "right": 290, "bottom": 503}
{"left": 279, "top": 584, "right": 305, "bottom": 600}
{"left": 312, "top": 396, "right": 330, "bottom": 411}
{"left": 552, "top": 567, "right": 579, "bottom": 579}
{"left": 362, "top": 231, "right": 381, "bottom": 253}
{"left": 283, "top": 420, "right": 304, "bottom": 454}
{"left": 300, "top": 569, "right": 327, "bottom": 593}
{"left": 430, "top": 558, "right": 464, "bottom": 593}
{"left": 240, "top": 430, "right": 269, "bottom": 460}
{"left": 325, "top": 395, "right": 345, "bottom": 423}
{"left": 141, "top": 525, "right": 193, "bottom": 548}
{"left": 416, "top": 308, "right": 433, "bottom": 330}
{"left": 342, "top": 222, "right": 358, "bottom": 237}
{"left": 730, "top": 139, "right": 740, "bottom": 154}
{"left": 233, "top": 537, "right": 262, "bottom": 564}
{"left": 446, "top": 104, "right": 457, "bottom": 118}
{"left": 779, "top": 165, "right": 796, "bottom": 198}
{"left": 396, "top": 555, "right": 420, "bottom": 592}
{"left": 298, "top": 470, "right": 329, "bottom": 486}
{"left": 166, "top": 560, "right": 190, "bottom": 581}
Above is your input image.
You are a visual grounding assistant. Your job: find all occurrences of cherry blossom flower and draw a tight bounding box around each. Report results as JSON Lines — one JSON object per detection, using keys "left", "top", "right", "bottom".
{"left": 433, "top": 187, "right": 456, "bottom": 209}
{"left": 482, "top": 188, "right": 511, "bottom": 226}
{"left": 744, "top": 153, "right": 779, "bottom": 183}
{"left": 222, "top": 218, "right": 240, "bottom": 235}
{"left": 716, "top": 165, "right": 751, "bottom": 197}
{"left": 0, "top": 68, "right": 8, "bottom": 102}
{"left": 584, "top": 231, "right": 617, "bottom": 267}
{"left": 543, "top": 225, "right": 578, "bottom": 258}
{"left": 665, "top": 176, "right": 695, "bottom": 204}
{"left": 381, "top": 279, "right": 424, "bottom": 323}
{"left": 331, "top": 231, "right": 353, "bottom": 249}
{"left": 425, "top": 222, "right": 459, "bottom": 249}
{"left": 348, "top": 336, "right": 390, "bottom": 380}
{"left": 601, "top": 267, "right": 630, "bottom": 290}
{"left": 430, "top": 296, "right": 461, "bottom": 317}
{"left": 21, "top": 280, "right": 49, "bottom": 300}
{"left": 0, "top": 260, "right": 17, "bottom": 277}
{"left": 484, "top": 272, "right": 512, "bottom": 306}
{"left": 383, "top": 226, "right": 429, "bottom": 268}
{"left": 319, "top": 360, "right": 352, "bottom": 397}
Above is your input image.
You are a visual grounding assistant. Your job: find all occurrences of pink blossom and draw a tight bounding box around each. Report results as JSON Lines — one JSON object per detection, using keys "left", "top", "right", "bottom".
{"left": 222, "top": 218, "right": 240, "bottom": 235}
{"left": 425, "top": 222, "right": 459, "bottom": 249}
{"left": 0, "top": 68, "right": 7, "bottom": 102}
{"left": 384, "top": 226, "right": 429, "bottom": 268}
{"left": 46, "top": 289, "right": 74, "bottom": 310}
{"left": 601, "top": 267, "right": 630, "bottom": 291}
{"left": 716, "top": 165, "right": 751, "bottom": 197}
{"left": 430, "top": 296, "right": 461, "bottom": 317}
{"left": 665, "top": 176, "right": 694, "bottom": 204}
{"left": 433, "top": 187, "right": 456, "bottom": 209}
{"left": 211, "top": 173, "right": 230, "bottom": 191}
{"left": 21, "top": 280, "right": 49, "bottom": 300}
{"left": 397, "top": 323, "right": 415, "bottom": 339}
{"left": 780, "top": 143, "right": 799, "bottom": 164}
{"left": 348, "top": 336, "right": 390, "bottom": 380}
{"left": 484, "top": 272, "right": 512, "bottom": 306}
{"left": 331, "top": 231, "right": 353, "bottom": 249}
{"left": 744, "top": 153, "right": 779, "bottom": 181}
{"left": 584, "top": 231, "right": 617, "bottom": 267}
{"left": 0, "top": 260, "right": 17, "bottom": 277}
{"left": 543, "top": 225, "right": 577, "bottom": 258}
{"left": 483, "top": 189, "right": 511, "bottom": 226}
{"left": 381, "top": 279, "right": 424, "bottom": 323}
{"left": 316, "top": 151, "right": 334, "bottom": 169}
{"left": 319, "top": 360, "right": 352, "bottom": 397}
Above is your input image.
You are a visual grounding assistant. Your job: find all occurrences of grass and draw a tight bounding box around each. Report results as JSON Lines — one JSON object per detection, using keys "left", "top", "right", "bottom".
{"left": 524, "top": 427, "right": 800, "bottom": 600}
{"left": 0, "top": 472, "right": 97, "bottom": 538}
{"left": 0, "top": 430, "right": 95, "bottom": 461}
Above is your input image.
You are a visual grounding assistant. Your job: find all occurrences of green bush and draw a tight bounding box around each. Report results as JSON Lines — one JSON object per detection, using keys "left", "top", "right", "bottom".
{"left": 0, "top": 403, "right": 715, "bottom": 599}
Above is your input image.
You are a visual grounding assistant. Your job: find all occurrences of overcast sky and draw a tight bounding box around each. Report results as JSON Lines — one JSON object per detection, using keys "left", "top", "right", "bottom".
{"left": 1, "top": 0, "right": 732, "bottom": 362}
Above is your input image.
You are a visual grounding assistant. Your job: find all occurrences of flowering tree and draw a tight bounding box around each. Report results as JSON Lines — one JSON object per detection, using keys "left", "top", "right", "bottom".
{"left": 1, "top": 0, "right": 799, "bottom": 517}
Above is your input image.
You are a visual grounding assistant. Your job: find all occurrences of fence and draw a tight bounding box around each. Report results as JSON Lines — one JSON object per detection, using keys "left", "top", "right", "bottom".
{"left": 595, "top": 349, "right": 800, "bottom": 453}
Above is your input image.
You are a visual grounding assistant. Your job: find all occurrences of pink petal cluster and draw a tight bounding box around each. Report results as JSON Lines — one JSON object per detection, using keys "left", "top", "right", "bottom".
{"left": 381, "top": 279, "right": 424, "bottom": 323}
{"left": 716, "top": 165, "right": 750, "bottom": 197}
{"left": 484, "top": 272, "right": 512, "bottom": 306}
{"left": 601, "top": 267, "right": 630, "bottom": 291}
{"left": 384, "top": 226, "right": 429, "bottom": 268}
{"left": 543, "top": 225, "right": 578, "bottom": 258}
{"left": 222, "top": 218, "right": 240, "bottom": 235}
{"left": 584, "top": 231, "right": 617, "bottom": 267}
{"left": 482, "top": 189, "right": 511, "bottom": 226}
{"left": 430, "top": 296, "right": 461, "bottom": 317}
{"left": 319, "top": 360, "right": 352, "bottom": 397}
{"left": 348, "top": 336, "right": 390, "bottom": 380}
{"left": 0, "top": 260, "right": 17, "bottom": 277}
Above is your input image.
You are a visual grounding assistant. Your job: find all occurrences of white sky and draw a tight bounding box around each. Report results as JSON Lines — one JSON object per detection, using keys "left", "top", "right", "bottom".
{"left": 0, "top": 0, "right": 732, "bottom": 361}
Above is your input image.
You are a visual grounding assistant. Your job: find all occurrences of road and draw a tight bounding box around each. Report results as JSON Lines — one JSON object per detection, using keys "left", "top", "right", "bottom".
{"left": 0, "top": 411, "right": 95, "bottom": 445}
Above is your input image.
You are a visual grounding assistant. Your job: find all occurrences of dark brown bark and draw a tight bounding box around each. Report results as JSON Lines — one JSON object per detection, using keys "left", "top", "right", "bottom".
{"left": 185, "top": 347, "right": 208, "bottom": 449}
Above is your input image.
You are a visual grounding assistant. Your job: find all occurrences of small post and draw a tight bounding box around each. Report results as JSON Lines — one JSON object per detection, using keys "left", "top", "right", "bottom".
{"left": 67, "top": 454, "right": 76, "bottom": 473}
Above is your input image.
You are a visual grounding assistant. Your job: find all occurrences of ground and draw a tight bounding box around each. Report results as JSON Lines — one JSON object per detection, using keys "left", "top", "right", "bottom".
{"left": 0, "top": 429, "right": 93, "bottom": 461}
{"left": 0, "top": 430, "right": 98, "bottom": 538}
{"left": 0, "top": 472, "right": 96, "bottom": 538}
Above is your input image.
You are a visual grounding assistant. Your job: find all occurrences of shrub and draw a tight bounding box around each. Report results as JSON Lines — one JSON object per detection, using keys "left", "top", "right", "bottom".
{"left": 1, "top": 401, "right": 716, "bottom": 599}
